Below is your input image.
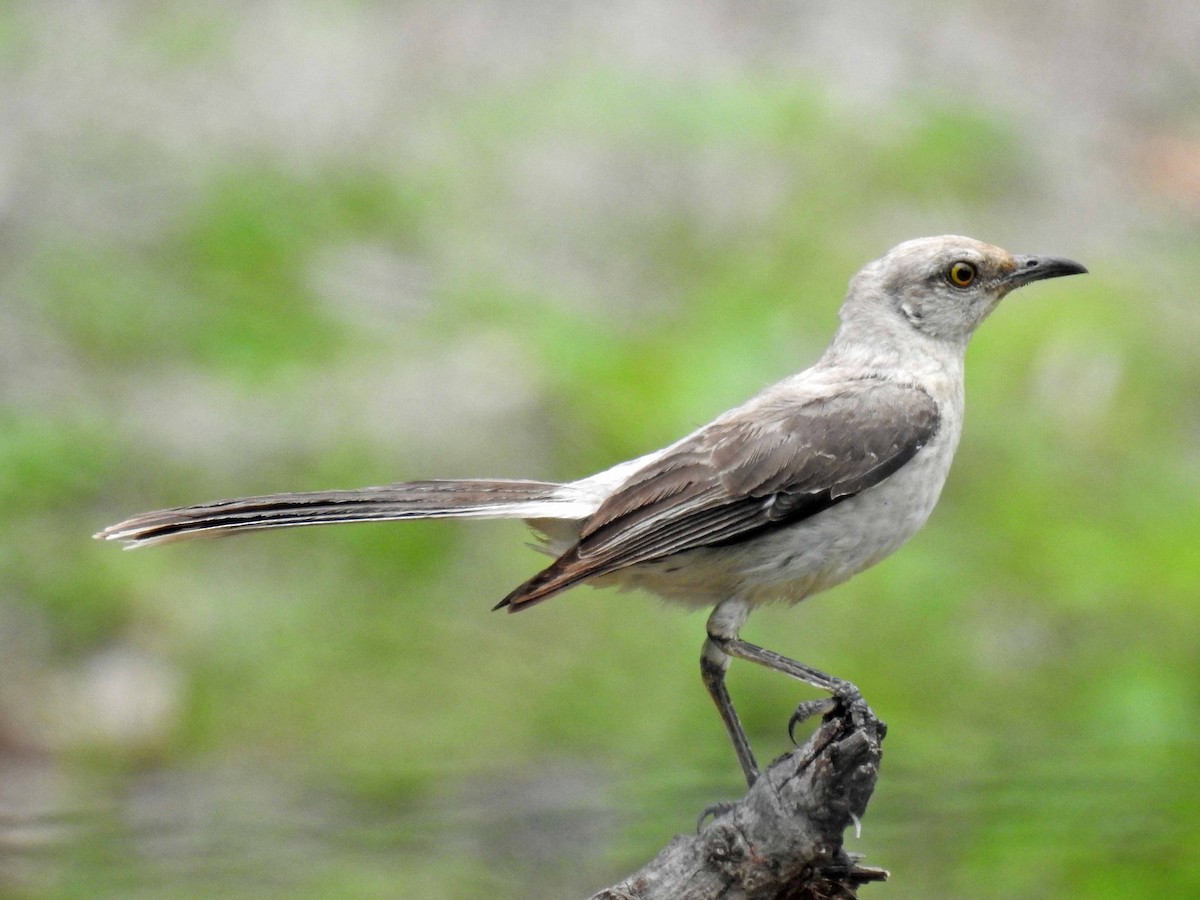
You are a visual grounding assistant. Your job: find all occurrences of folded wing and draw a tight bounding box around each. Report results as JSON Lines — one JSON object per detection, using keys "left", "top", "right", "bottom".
{"left": 498, "top": 380, "right": 940, "bottom": 610}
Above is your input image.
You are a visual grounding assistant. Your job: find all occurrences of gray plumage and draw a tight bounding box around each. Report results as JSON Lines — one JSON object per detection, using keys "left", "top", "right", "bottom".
{"left": 96, "top": 235, "right": 1087, "bottom": 785}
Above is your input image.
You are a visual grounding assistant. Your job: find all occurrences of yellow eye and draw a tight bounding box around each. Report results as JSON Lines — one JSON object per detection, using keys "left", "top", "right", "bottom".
{"left": 947, "top": 261, "right": 977, "bottom": 288}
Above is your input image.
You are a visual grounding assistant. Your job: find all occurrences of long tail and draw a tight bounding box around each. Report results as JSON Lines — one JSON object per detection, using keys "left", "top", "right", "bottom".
{"left": 96, "top": 479, "right": 596, "bottom": 548}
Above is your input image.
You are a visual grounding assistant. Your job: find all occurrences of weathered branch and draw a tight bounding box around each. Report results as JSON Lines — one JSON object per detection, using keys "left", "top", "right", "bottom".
{"left": 591, "top": 693, "right": 888, "bottom": 899}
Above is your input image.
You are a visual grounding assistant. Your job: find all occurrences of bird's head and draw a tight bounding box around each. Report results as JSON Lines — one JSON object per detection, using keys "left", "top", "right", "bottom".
{"left": 847, "top": 235, "right": 1087, "bottom": 346}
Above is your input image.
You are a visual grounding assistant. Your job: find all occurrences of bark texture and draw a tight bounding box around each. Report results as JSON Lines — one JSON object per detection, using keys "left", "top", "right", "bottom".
{"left": 592, "top": 694, "right": 888, "bottom": 899}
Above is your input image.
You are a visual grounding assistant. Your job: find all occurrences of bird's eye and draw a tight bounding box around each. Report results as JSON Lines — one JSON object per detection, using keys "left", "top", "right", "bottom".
{"left": 947, "top": 261, "right": 977, "bottom": 288}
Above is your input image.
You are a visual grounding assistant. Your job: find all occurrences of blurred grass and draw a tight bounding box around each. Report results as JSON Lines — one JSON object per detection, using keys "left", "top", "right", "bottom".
{"left": 34, "top": 166, "right": 430, "bottom": 376}
{"left": 3, "top": 21, "right": 1198, "bottom": 900}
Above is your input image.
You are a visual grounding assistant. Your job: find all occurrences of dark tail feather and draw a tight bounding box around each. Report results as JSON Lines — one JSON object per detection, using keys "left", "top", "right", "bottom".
{"left": 493, "top": 546, "right": 596, "bottom": 613}
{"left": 96, "top": 479, "right": 579, "bottom": 548}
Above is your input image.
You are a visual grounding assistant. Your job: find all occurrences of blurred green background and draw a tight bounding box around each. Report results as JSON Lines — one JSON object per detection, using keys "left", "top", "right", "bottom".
{"left": 2, "top": 2, "right": 1198, "bottom": 897}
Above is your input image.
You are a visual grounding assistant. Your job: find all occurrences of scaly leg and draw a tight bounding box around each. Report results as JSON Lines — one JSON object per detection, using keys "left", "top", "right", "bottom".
{"left": 715, "top": 636, "right": 841, "bottom": 691}
{"left": 701, "top": 601, "right": 859, "bottom": 785}
{"left": 701, "top": 637, "right": 760, "bottom": 787}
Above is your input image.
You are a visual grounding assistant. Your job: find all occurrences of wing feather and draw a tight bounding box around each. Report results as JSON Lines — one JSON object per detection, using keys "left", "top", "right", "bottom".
{"left": 498, "top": 379, "right": 940, "bottom": 610}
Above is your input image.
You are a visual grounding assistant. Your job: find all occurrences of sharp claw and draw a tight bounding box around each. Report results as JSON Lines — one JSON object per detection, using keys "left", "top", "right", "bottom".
{"left": 787, "top": 680, "right": 868, "bottom": 743}
{"left": 787, "top": 698, "right": 837, "bottom": 743}
{"left": 696, "top": 800, "right": 738, "bottom": 832}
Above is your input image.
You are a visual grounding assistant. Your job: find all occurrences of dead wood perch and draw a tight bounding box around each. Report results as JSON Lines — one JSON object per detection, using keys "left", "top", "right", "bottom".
{"left": 591, "top": 691, "right": 888, "bottom": 900}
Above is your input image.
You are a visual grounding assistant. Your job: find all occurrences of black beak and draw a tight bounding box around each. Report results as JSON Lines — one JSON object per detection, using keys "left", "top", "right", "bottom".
{"left": 1007, "top": 254, "right": 1088, "bottom": 288}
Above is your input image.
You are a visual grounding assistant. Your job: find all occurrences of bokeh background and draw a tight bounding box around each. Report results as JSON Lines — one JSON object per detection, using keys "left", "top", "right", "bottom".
{"left": 2, "top": 2, "right": 1198, "bottom": 897}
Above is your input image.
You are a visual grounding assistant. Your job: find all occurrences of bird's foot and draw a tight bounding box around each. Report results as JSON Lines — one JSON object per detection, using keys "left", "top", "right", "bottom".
{"left": 695, "top": 799, "right": 739, "bottom": 832}
{"left": 788, "top": 679, "right": 876, "bottom": 745}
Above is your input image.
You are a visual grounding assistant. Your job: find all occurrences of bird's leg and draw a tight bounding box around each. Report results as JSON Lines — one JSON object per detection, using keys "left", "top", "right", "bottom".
{"left": 701, "top": 637, "right": 760, "bottom": 787}
{"left": 718, "top": 635, "right": 866, "bottom": 737}
{"left": 715, "top": 636, "right": 842, "bottom": 691}
{"left": 701, "top": 601, "right": 865, "bottom": 786}
{"left": 701, "top": 601, "right": 762, "bottom": 787}
{"left": 702, "top": 592, "right": 866, "bottom": 754}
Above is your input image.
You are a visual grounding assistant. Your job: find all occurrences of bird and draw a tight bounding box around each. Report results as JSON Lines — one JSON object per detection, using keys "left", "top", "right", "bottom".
{"left": 96, "top": 235, "right": 1087, "bottom": 786}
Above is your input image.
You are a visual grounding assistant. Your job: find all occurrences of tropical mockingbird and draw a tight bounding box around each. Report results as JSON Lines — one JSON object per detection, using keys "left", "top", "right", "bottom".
{"left": 97, "top": 235, "right": 1087, "bottom": 785}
